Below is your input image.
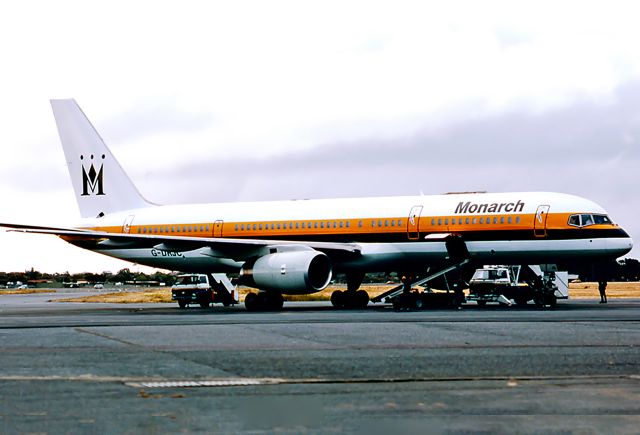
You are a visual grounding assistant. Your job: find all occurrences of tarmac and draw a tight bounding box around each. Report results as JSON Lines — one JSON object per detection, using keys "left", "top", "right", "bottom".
{"left": 1, "top": 291, "right": 639, "bottom": 434}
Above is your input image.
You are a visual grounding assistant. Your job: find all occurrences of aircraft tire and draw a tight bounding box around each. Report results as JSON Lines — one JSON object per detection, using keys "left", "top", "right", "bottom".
{"left": 245, "top": 292, "right": 259, "bottom": 311}
{"left": 267, "top": 292, "right": 284, "bottom": 311}
{"left": 178, "top": 300, "right": 188, "bottom": 309}
{"left": 477, "top": 300, "right": 486, "bottom": 307}
{"left": 331, "top": 290, "right": 344, "bottom": 308}
{"left": 199, "top": 301, "right": 210, "bottom": 308}
{"left": 355, "top": 290, "right": 369, "bottom": 308}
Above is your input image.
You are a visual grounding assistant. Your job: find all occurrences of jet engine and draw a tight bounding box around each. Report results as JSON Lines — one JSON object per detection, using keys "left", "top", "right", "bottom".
{"left": 240, "top": 250, "right": 332, "bottom": 294}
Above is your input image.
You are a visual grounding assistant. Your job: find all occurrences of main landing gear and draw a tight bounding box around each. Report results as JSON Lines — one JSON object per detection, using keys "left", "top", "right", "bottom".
{"left": 244, "top": 291, "right": 285, "bottom": 311}
{"left": 331, "top": 274, "right": 370, "bottom": 309}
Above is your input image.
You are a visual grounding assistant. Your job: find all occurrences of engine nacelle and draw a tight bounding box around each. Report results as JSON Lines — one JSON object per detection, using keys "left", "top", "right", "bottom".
{"left": 240, "top": 250, "right": 332, "bottom": 294}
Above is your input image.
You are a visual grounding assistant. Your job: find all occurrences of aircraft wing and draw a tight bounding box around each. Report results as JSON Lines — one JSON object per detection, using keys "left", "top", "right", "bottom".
{"left": 0, "top": 223, "right": 361, "bottom": 261}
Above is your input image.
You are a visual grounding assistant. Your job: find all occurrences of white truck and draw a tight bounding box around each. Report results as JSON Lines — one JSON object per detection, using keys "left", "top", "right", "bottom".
{"left": 171, "top": 273, "right": 238, "bottom": 308}
{"left": 467, "top": 265, "right": 568, "bottom": 307}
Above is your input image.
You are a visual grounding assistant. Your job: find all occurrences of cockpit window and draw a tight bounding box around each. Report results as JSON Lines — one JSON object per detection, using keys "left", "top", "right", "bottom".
{"left": 568, "top": 215, "right": 580, "bottom": 226}
{"left": 568, "top": 214, "right": 612, "bottom": 228}
{"left": 593, "top": 214, "right": 611, "bottom": 225}
{"left": 581, "top": 214, "right": 594, "bottom": 226}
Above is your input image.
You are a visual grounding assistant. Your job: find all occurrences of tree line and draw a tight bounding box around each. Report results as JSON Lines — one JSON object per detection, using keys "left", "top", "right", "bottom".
{"left": 2, "top": 258, "right": 640, "bottom": 288}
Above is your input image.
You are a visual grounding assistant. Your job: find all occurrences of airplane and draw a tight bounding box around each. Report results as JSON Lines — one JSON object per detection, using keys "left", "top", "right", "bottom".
{"left": 0, "top": 99, "right": 633, "bottom": 310}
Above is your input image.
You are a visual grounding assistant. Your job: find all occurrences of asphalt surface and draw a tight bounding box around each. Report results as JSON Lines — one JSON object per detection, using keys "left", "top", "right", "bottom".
{"left": 1, "top": 292, "right": 639, "bottom": 434}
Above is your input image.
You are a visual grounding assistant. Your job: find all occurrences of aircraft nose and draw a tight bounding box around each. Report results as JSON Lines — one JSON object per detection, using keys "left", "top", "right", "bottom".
{"left": 609, "top": 231, "right": 633, "bottom": 256}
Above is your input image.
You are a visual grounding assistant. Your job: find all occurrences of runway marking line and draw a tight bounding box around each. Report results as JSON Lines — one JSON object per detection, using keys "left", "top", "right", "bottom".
{"left": 1, "top": 374, "right": 639, "bottom": 389}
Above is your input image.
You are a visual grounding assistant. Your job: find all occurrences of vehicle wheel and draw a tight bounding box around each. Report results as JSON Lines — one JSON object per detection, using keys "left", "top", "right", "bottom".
{"left": 546, "top": 295, "right": 557, "bottom": 308}
{"left": 199, "top": 301, "right": 210, "bottom": 308}
{"left": 355, "top": 290, "right": 369, "bottom": 308}
{"left": 414, "top": 297, "right": 424, "bottom": 309}
{"left": 245, "top": 292, "right": 259, "bottom": 311}
{"left": 331, "top": 290, "right": 344, "bottom": 308}
{"left": 533, "top": 295, "right": 544, "bottom": 308}
{"left": 515, "top": 297, "right": 529, "bottom": 307}
{"left": 178, "top": 300, "right": 187, "bottom": 309}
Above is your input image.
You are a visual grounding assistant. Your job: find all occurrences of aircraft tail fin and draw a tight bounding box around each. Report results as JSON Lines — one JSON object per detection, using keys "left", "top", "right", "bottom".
{"left": 50, "top": 99, "right": 152, "bottom": 218}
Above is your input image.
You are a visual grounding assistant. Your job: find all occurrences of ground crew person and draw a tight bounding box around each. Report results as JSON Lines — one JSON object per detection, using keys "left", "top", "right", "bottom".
{"left": 598, "top": 281, "right": 607, "bottom": 303}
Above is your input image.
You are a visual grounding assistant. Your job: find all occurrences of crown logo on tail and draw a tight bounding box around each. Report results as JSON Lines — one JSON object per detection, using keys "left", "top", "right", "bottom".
{"left": 81, "top": 154, "right": 105, "bottom": 196}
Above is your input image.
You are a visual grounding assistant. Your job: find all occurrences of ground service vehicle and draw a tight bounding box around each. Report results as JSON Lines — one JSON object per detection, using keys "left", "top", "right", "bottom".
{"left": 468, "top": 265, "right": 569, "bottom": 307}
{"left": 171, "top": 273, "right": 237, "bottom": 308}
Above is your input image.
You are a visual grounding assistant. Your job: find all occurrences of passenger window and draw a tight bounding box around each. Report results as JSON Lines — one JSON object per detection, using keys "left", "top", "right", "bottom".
{"left": 508, "top": 217, "right": 512, "bottom": 224}
{"left": 314, "top": 222, "right": 318, "bottom": 229}
{"left": 516, "top": 216, "right": 520, "bottom": 224}
{"left": 444, "top": 219, "right": 449, "bottom": 225}
{"left": 398, "top": 220, "right": 402, "bottom": 226}
{"left": 206, "top": 225, "right": 210, "bottom": 232}
{"left": 385, "top": 220, "right": 389, "bottom": 226}
{"left": 378, "top": 220, "right": 383, "bottom": 227}
{"left": 465, "top": 218, "right": 470, "bottom": 225}
{"left": 320, "top": 222, "right": 324, "bottom": 229}
{"left": 500, "top": 217, "right": 504, "bottom": 224}
{"left": 137, "top": 228, "right": 141, "bottom": 233}
{"left": 143, "top": 228, "right": 147, "bottom": 234}
{"left": 358, "top": 220, "right": 362, "bottom": 228}
{"left": 431, "top": 219, "right": 435, "bottom": 225}
{"left": 154, "top": 227, "right": 158, "bottom": 233}
{"left": 160, "top": 227, "right": 164, "bottom": 233}
{"left": 346, "top": 221, "right": 350, "bottom": 228}
{"left": 391, "top": 220, "right": 395, "bottom": 227}
{"left": 372, "top": 221, "right": 376, "bottom": 227}
{"left": 472, "top": 218, "right": 477, "bottom": 224}
{"left": 479, "top": 218, "right": 483, "bottom": 224}
{"left": 438, "top": 219, "right": 442, "bottom": 225}
{"left": 493, "top": 217, "right": 498, "bottom": 224}
{"left": 253, "top": 224, "right": 257, "bottom": 230}
{"left": 340, "top": 221, "right": 344, "bottom": 228}
{"left": 235, "top": 224, "right": 238, "bottom": 231}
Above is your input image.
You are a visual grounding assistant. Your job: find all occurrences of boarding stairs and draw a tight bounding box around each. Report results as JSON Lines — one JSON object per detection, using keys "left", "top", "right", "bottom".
{"left": 211, "top": 273, "right": 239, "bottom": 304}
{"left": 371, "top": 259, "right": 470, "bottom": 303}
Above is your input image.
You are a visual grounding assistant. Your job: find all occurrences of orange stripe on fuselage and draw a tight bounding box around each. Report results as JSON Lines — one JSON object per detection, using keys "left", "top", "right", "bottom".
{"left": 81, "top": 212, "right": 620, "bottom": 239}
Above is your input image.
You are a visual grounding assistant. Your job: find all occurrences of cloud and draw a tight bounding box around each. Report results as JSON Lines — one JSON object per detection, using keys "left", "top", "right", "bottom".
{"left": 99, "top": 100, "right": 215, "bottom": 145}
{"left": 143, "top": 79, "right": 640, "bottom": 202}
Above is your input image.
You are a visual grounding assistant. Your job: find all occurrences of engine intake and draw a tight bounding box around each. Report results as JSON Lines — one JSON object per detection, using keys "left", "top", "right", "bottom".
{"left": 240, "top": 250, "right": 332, "bottom": 294}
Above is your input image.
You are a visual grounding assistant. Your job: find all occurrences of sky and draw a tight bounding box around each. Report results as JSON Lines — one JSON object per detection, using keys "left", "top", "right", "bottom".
{"left": 0, "top": 0, "right": 639, "bottom": 273}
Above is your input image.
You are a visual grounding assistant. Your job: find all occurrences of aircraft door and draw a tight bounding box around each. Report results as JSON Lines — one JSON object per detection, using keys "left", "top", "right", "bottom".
{"left": 122, "top": 214, "right": 135, "bottom": 234}
{"left": 213, "top": 220, "right": 223, "bottom": 237}
{"left": 407, "top": 205, "right": 423, "bottom": 240}
{"left": 534, "top": 205, "right": 550, "bottom": 238}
